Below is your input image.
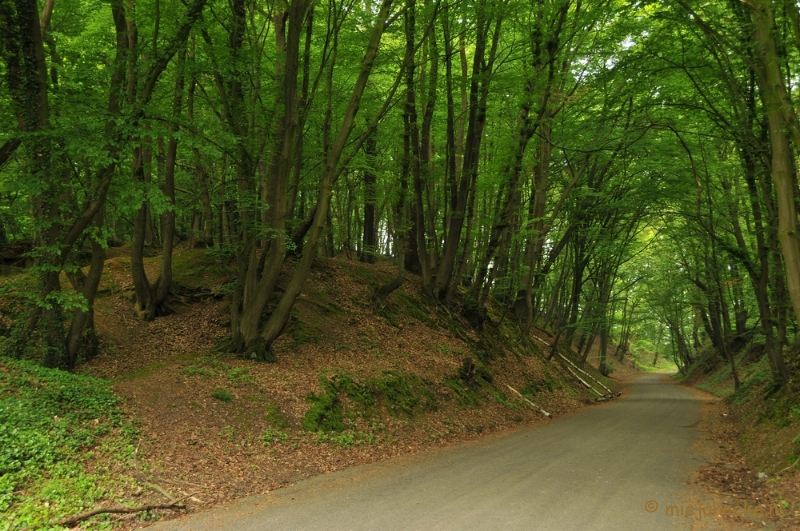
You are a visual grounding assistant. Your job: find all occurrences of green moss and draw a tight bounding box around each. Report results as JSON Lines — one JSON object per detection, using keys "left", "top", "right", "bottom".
{"left": 301, "top": 370, "right": 438, "bottom": 432}
{"left": 378, "top": 306, "right": 401, "bottom": 328}
{"left": 182, "top": 364, "right": 215, "bottom": 377}
{"left": 332, "top": 373, "right": 375, "bottom": 411}
{"left": 372, "top": 371, "right": 437, "bottom": 416}
{"left": 171, "top": 247, "right": 235, "bottom": 288}
{"left": 521, "top": 371, "right": 562, "bottom": 396}
{"left": 301, "top": 376, "right": 346, "bottom": 432}
{"left": 729, "top": 358, "right": 771, "bottom": 407}
{"left": 395, "top": 291, "right": 438, "bottom": 329}
{"left": 211, "top": 388, "right": 233, "bottom": 402}
{"left": 444, "top": 377, "right": 481, "bottom": 407}
{"left": 492, "top": 391, "right": 517, "bottom": 409}
{"left": 287, "top": 319, "right": 325, "bottom": 347}
{"left": 266, "top": 402, "right": 290, "bottom": 429}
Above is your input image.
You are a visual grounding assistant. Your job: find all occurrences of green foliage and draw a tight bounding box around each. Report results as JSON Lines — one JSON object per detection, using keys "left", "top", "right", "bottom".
{"left": 265, "top": 402, "right": 290, "bottom": 429}
{"left": 314, "top": 429, "right": 379, "bottom": 449}
{"left": 211, "top": 388, "right": 233, "bottom": 402}
{"left": 262, "top": 428, "right": 289, "bottom": 446}
{"left": 182, "top": 364, "right": 215, "bottom": 377}
{"left": 301, "top": 370, "right": 438, "bottom": 432}
{"left": 301, "top": 376, "right": 345, "bottom": 432}
{"left": 443, "top": 377, "right": 481, "bottom": 407}
{"left": 0, "top": 357, "right": 133, "bottom": 528}
{"left": 228, "top": 367, "right": 253, "bottom": 386}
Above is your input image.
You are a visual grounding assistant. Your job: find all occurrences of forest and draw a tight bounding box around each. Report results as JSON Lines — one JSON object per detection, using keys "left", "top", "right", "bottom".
{"left": 3, "top": 0, "right": 800, "bottom": 388}
{"left": 7, "top": 0, "right": 800, "bottom": 527}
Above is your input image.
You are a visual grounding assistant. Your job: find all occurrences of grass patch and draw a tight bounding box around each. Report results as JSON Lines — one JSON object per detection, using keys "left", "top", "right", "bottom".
{"left": 181, "top": 354, "right": 231, "bottom": 379}
{"left": 119, "top": 359, "right": 170, "bottom": 381}
{"left": 182, "top": 364, "right": 215, "bottom": 377}
{"left": 228, "top": 367, "right": 253, "bottom": 386}
{"left": 521, "top": 374, "right": 562, "bottom": 396}
{"left": 171, "top": 246, "right": 235, "bottom": 288}
{"left": 211, "top": 388, "right": 233, "bottom": 402}
{"left": 394, "top": 291, "right": 438, "bottom": 329}
{"left": 0, "top": 357, "right": 135, "bottom": 529}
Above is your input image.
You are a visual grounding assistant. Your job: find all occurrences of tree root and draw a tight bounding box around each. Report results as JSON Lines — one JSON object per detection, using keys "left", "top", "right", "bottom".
{"left": 19, "top": 493, "right": 194, "bottom": 531}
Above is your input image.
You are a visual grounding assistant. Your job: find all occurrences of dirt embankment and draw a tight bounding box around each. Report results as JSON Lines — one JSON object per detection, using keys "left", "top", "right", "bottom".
{"left": 66, "top": 247, "right": 625, "bottom": 527}
{"left": 680, "top": 344, "right": 800, "bottom": 530}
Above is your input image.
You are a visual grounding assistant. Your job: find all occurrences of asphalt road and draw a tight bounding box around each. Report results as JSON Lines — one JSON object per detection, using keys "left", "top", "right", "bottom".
{"left": 150, "top": 374, "right": 729, "bottom": 531}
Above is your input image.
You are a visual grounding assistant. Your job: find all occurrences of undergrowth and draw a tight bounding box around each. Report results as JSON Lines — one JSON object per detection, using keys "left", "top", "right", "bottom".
{"left": 0, "top": 357, "right": 135, "bottom": 530}
{"left": 301, "top": 370, "right": 438, "bottom": 432}
{"left": 685, "top": 337, "right": 800, "bottom": 472}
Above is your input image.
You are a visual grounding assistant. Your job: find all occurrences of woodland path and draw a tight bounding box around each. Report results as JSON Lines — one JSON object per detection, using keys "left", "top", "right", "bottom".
{"left": 149, "top": 374, "right": 741, "bottom": 531}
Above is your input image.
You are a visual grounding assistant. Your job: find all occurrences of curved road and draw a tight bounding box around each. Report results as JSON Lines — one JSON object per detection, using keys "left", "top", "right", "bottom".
{"left": 150, "top": 374, "right": 730, "bottom": 531}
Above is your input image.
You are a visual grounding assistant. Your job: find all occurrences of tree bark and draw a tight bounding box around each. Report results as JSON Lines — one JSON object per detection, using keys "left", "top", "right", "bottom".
{"left": 750, "top": 0, "right": 800, "bottom": 347}
{"left": 361, "top": 132, "right": 378, "bottom": 263}
{"left": 257, "top": 0, "right": 395, "bottom": 352}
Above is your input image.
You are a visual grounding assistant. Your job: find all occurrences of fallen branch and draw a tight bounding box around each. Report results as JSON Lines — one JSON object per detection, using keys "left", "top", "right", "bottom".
{"left": 19, "top": 494, "right": 195, "bottom": 531}
{"left": 557, "top": 353, "right": 615, "bottom": 396}
{"left": 506, "top": 384, "right": 552, "bottom": 418}
{"left": 562, "top": 363, "right": 604, "bottom": 397}
{"left": 529, "top": 333, "right": 550, "bottom": 346}
{"left": 529, "top": 332, "right": 617, "bottom": 398}
{"left": 146, "top": 482, "right": 177, "bottom": 502}
{"left": 778, "top": 457, "right": 800, "bottom": 475}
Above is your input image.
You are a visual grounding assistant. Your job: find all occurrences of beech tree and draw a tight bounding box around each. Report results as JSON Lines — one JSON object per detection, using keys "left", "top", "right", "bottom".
{"left": 2, "top": 0, "right": 800, "bottom": 390}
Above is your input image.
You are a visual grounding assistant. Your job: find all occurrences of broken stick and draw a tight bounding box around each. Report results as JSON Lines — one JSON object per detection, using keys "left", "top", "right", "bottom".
{"left": 562, "top": 363, "right": 604, "bottom": 396}
{"left": 506, "top": 384, "right": 552, "bottom": 418}
{"left": 557, "top": 353, "right": 615, "bottom": 396}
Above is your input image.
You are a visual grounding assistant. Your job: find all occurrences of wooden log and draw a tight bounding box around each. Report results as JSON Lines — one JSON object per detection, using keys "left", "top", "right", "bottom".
{"left": 506, "top": 384, "right": 552, "bottom": 418}
{"left": 558, "top": 353, "right": 615, "bottom": 396}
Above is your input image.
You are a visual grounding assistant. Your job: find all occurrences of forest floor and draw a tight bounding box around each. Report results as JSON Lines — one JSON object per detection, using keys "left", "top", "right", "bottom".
{"left": 6, "top": 244, "right": 790, "bottom": 530}
{"left": 680, "top": 345, "right": 800, "bottom": 530}
{"left": 62, "top": 244, "right": 627, "bottom": 529}
{"left": 146, "top": 373, "right": 724, "bottom": 531}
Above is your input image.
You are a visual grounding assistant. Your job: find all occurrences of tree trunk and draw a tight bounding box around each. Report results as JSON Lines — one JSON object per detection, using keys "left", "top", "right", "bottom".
{"left": 361, "top": 132, "right": 378, "bottom": 263}
{"left": 434, "top": 4, "right": 500, "bottom": 302}
{"left": 751, "top": 0, "right": 800, "bottom": 350}
{"left": 231, "top": 0, "right": 313, "bottom": 354}
{"left": 257, "top": 0, "right": 394, "bottom": 352}
{"left": 131, "top": 49, "right": 187, "bottom": 320}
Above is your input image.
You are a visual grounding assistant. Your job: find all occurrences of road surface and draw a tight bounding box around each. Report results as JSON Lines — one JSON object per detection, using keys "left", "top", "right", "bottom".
{"left": 150, "top": 374, "right": 736, "bottom": 531}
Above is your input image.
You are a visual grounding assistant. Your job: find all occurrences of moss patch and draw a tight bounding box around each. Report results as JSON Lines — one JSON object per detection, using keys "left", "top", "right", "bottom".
{"left": 301, "top": 370, "right": 439, "bottom": 432}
